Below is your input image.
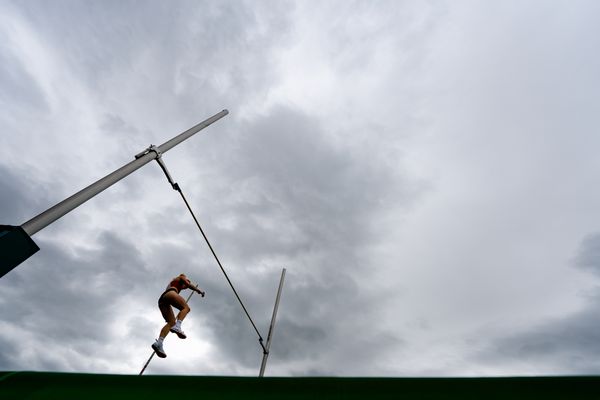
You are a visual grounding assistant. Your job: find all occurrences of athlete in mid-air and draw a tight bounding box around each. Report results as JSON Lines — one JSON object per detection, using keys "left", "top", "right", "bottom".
{"left": 152, "top": 273, "right": 205, "bottom": 358}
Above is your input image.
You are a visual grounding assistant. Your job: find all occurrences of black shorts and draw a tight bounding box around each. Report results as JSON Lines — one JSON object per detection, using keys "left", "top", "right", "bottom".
{"left": 158, "top": 287, "right": 179, "bottom": 307}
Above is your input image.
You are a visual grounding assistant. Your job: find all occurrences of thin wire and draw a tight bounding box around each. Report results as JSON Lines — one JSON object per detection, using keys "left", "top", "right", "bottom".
{"left": 139, "top": 288, "right": 197, "bottom": 375}
{"left": 173, "top": 184, "right": 265, "bottom": 349}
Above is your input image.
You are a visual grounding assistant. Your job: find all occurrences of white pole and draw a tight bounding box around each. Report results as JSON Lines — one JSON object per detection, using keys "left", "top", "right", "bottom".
{"left": 1, "top": 110, "right": 227, "bottom": 278}
{"left": 259, "top": 268, "right": 286, "bottom": 377}
{"left": 21, "top": 110, "right": 228, "bottom": 236}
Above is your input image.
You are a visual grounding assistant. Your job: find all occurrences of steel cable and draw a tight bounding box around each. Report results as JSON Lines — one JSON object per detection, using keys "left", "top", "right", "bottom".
{"left": 172, "top": 183, "right": 266, "bottom": 351}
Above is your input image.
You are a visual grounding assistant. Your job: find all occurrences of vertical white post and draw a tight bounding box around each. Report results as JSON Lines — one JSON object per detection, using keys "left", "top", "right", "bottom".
{"left": 259, "top": 268, "right": 286, "bottom": 377}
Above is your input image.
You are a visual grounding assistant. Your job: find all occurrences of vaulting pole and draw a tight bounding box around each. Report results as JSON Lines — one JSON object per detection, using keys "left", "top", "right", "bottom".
{"left": 0, "top": 110, "right": 228, "bottom": 278}
{"left": 259, "top": 268, "right": 286, "bottom": 377}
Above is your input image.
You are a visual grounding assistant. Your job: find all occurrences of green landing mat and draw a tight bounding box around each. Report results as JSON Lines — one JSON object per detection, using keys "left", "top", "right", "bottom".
{"left": 1, "top": 371, "right": 599, "bottom": 399}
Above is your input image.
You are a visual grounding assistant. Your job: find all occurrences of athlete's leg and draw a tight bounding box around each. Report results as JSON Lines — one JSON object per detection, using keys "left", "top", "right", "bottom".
{"left": 166, "top": 291, "right": 191, "bottom": 321}
{"left": 159, "top": 301, "right": 176, "bottom": 338}
{"left": 176, "top": 303, "right": 191, "bottom": 321}
{"left": 152, "top": 297, "right": 176, "bottom": 358}
{"left": 162, "top": 291, "right": 190, "bottom": 339}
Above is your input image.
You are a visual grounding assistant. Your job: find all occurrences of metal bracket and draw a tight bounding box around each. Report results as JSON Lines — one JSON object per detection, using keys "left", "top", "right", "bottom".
{"left": 135, "top": 144, "right": 161, "bottom": 160}
{"left": 135, "top": 144, "right": 179, "bottom": 191}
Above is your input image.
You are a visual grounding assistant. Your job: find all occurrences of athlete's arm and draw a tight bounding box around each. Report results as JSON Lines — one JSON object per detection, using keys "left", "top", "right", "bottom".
{"left": 182, "top": 277, "right": 205, "bottom": 297}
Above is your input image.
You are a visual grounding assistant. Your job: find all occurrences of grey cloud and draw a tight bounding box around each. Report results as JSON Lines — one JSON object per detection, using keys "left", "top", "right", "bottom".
{"left": 475, "top": 294, "right": 600, "bottom": 374}
{"left": 0, "top": 230, "right": 149, "bottom": 371}
{"left": 14, "top": 0, "right": 292, "bottom": 112}
{"left": 0, "top": 163, "right": 31, "bottom": 224}
{"left": 0, "top": 163, "right": 53, "bottom": 225}
{"left": 100, "top": 113, "right": 145, "bottom": 146}
{"left": 271, "top": 318, "right": 327, "bottom": 362}
{"left": 574, "top": 233, "right": 600, "bottom": 276}
{"left": 0, "top": 47, "right": 49, "bottom": 112}
{"left": 473, "top": 233, "right": 600, "bottom": 374}
{"left": 201, "top": 106, "right": 419, "bottom": 264}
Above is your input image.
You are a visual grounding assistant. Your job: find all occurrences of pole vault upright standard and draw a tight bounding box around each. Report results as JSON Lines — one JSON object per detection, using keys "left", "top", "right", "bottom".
{"left": 0, "top": 110, "right": 229, "bottom": 278}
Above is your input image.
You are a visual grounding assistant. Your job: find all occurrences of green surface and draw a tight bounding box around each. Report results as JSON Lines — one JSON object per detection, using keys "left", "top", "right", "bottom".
{"left": 1, "top": 371, "right": 599, "bottom": 399}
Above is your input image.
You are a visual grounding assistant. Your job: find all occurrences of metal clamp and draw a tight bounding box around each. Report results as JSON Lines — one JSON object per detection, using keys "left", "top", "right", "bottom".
{"left": 135, "top": 144, "right": 179, "bottom": 191}
{"left": 134, "top": 144, "right": 161, "bottom": 160}
{"left": 259, "top": 338, "right": 268, "bottom": 355}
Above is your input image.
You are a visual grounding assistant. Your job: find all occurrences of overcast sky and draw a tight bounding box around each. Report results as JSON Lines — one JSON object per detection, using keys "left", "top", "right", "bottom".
{"left": 1, "top": 0, "right": 600, "bottom": 377}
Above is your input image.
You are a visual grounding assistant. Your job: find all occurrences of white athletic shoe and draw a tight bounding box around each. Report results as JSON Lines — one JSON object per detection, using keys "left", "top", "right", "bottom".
{"left": 170, "top": 325, "right": 187, "bottom": 339}
{"left": 152, "top": 340, "right": 167, "bottom": 358}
